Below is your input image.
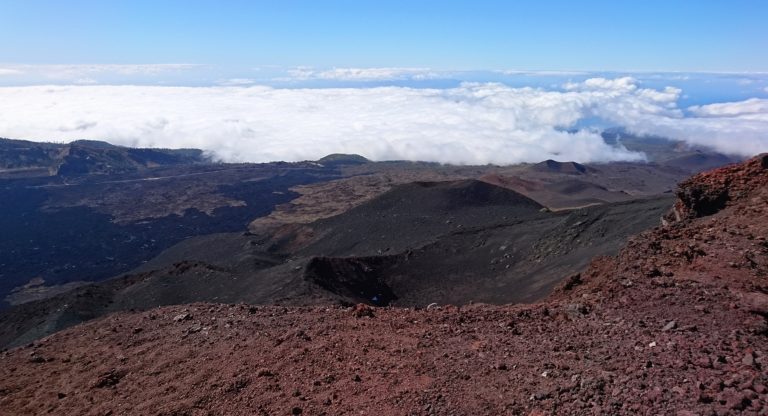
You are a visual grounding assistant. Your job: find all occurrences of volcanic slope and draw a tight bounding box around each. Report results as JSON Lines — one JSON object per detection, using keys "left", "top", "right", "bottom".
{"left": 289, "top": 182, "right": 672, "bottom": 306}
{"left": 288, "top": 179, "right": 547, "bottom": 256}
{"left": 0, "top": 155, "right": 766, "bottom": 415}
{"left": 0, "top": 180, "right": 672, "bottom": 348}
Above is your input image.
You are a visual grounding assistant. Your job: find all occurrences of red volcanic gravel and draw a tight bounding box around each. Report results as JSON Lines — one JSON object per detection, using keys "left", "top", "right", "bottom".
{"left": 1, "top": 155, "right": 767, "bottom": 415}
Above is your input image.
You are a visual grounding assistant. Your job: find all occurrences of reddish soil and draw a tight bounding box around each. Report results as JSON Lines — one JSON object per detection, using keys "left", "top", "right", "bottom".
{"left": 1, "top": 155, "right": 767, "bottom": 415}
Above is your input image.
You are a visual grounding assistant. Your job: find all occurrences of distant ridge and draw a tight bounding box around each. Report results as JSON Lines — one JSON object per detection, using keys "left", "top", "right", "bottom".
{"left": 660, "top": 151, "right": 739, "bottom": 173}
{"left": 0, "top": 137, "right": 208, "bottom": 178}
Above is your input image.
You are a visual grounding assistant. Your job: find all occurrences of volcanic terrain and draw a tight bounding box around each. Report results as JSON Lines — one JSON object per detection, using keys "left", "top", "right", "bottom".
{"left": 0, "top": 136, "right": 739, "bottom": 312}
{"left": 0, "top": 153, "right": 766, "bottom": 414}
{"left": 0, "top": 178, "right": 672, "bottom": 349}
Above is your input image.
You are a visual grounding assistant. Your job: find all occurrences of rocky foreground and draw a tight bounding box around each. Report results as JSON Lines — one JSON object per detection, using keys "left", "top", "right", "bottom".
{"left": 1, "top": 156, "right": 767, "bottom": 415}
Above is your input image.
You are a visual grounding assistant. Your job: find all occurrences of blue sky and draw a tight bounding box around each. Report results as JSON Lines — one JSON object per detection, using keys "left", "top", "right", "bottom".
{"left": 1, "top": 0, "right": 766, "bottom": 71}
{"left": 1, "top": 0, "right": 766, "bottom": 164}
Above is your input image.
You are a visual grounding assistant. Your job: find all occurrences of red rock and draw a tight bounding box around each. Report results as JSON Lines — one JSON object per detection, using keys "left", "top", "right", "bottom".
{"left": 350, "top": 303, "right": 375, "bottom": 318}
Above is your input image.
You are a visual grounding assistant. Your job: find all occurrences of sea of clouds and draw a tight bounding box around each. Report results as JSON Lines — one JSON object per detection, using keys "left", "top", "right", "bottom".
{"left": 0, "top": 76, "right": 766, "bottom": 164}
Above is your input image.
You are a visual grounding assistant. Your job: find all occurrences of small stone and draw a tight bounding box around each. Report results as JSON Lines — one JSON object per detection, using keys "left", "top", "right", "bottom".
{"left": 694, "top": 305, "right": 709, "bottom": 313}
{"left": 57, "top": 392, "right": 67, "bottom": 399}
{"left": 695, "top": 356, "right": 712, "bottom": 368}
{"left": 256, "top": 369, "right": 274, "bottom": 377}
{"left": 295, "top": 330, "right": 312, "bottom": 341}
{"left": 742, "top": 352, "right": 755, "bottom": 367}
{"left": 93, "top": 369, "right": 124, "bottom": 388}
{"left": 648, "top": 341, "right": 657, "bottom": 348}
{"left": 353, "top": 374, "right": 362, "bottom": 382}
{"left": 533, "top": 391, "right": 551, "bottom": 400}
{"left": 662, "top": 321, "right": 677, "bottom": 332}
{"left": 28, "top": 356, "right": 46, "bottom": 363}
{"left": 565, "top": 303, "right": 589, "bottom": 318}
{"left": 291, "top": 407, "right": 303, "bottom": 415}
{"left": 173, "top": 313, "right": 191, "bottom": 322}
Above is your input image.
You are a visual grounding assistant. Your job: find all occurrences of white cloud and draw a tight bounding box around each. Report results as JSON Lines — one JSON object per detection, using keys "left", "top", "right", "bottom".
{"left": 0, "top": 64, "right": 199, "bottom": 80}
{"left": 496, "top": 70, "right": 591, "bottom": 76}
{"left": 73, "top": 78, "right": 98, "bottom": 85}
{"left": 0, "top": 68, "right": 23, "bottom": 76}
{"left": 564, "top": 76, "right": 639, "bottom": 92}
{"left": 217, "top": 78, "right": 256, "bottom": 86}
{"left": 285, "top": 67, "right": 442, "bottom": 81}
{"left": 0, "top": 78, "right": 765, "bottom": 165}
{"left": 637, "top": 73, "right": 691, "bottom": 81}
{"left": 689, "top": 98, "right": 768, "bottom": 117}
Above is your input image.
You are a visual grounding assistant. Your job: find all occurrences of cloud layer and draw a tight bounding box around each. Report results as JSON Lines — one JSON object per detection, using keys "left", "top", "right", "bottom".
{"left": 0, "top": 78, "right": 766, "bottom": 164}
{"left": 285, "top": 67, "right": 441, "bottom": 81}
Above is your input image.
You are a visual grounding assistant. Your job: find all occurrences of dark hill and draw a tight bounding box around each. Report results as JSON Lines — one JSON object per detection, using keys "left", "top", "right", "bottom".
{"left": 317, "top": 153, "right": 369, "bottom": 165}
{"left": 360, "top": 179, "right": 543, "bottom": 211}
{"left": 528, "top": 159, "right": 595, "bottom": 175}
